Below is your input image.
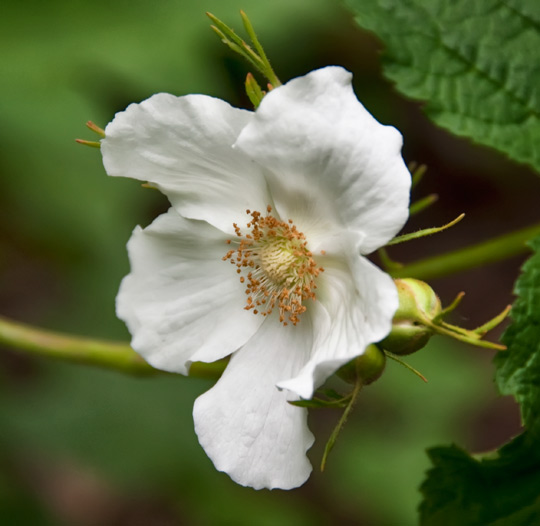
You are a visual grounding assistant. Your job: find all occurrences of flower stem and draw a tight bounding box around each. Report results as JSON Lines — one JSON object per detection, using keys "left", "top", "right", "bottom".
{"left": 0, "top": 315, "right": 225, "bottom": 380}
{"left": 384, "top": 351, "right": 428, "bottom": 382}
{"left": 390, "top": 222, "right": 540, "bottom": 280}
{"left": 320, "top": 378, "right": 362, "bottom": 472}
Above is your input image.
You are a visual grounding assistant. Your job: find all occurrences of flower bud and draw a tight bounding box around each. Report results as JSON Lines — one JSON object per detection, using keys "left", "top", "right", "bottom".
{"left": 337, "top": 344, "right": 386, "bottom": 385}
{"left": 380, "top": 279, "right": 442, "bottom": 355}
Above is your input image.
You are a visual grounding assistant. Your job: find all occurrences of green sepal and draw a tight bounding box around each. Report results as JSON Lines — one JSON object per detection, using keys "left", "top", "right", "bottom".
{"left": 388, "top": 214, "right": 465, "bottom": 246}
{"left": 245, "top": 72, "right": 265, "bottom": 108}
{"left": 289, "top": 397, "right": 350, "bottom": 409}
{"left": 206, "top": 11, "right": 281, "bottom": 87}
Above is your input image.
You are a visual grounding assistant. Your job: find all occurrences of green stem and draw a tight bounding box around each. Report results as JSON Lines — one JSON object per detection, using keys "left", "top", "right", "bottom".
{"left": 409, "top": 194, "right": 438, "bottom": 216}
{"left": 4, "top": 224, "right": 539, "bottom": 377}
{"left": 0, "top": 316, "right": 225, "bottom": 380}
{"left": 320, "top": 379, "right": 362, "bottom": 471}
{"left": 391, "top": 223, "right": 540, "bottom": 280}
{"left": 387, "top": 213, "right": 465, "bottom": 246}
{"left": 384, "top": 351, "right": 428, "bottom": 382}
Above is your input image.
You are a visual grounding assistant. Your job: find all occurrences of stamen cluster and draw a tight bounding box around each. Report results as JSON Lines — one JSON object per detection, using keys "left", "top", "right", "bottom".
{"left": 223, "top": 206, "right": 324, "bottom": 325}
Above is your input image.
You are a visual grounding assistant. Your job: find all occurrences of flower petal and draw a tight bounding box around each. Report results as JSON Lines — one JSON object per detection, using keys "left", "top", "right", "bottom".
{"left": 117, "top": 208, "right": 264, "bottom": 374}
{"left": 102, "top": 93, "right": 271, "bottom": 234}
{"left": 235, "top": 66, "right": 411, "bottom": 253}
{"left": 278, "top": 254, "right": 398, "bottom": 399}
{"left": 193, "top": 315, "right": 315, "bottom": 490}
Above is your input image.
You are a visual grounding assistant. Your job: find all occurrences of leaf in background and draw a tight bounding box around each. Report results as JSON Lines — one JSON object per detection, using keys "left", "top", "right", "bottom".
{"left": 419, "top": 432, "right": 540, "bottom": 526}
{"left": 345, "top": 0, "right": 540, "bottom": 175}
{"left": 495, "top": 235, "right": 540, "bottom": 438}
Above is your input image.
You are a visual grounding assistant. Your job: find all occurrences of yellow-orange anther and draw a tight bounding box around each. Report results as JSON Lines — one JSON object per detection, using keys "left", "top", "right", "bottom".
{"left": 223, "top": 207, "right": 324, "bottom": 326}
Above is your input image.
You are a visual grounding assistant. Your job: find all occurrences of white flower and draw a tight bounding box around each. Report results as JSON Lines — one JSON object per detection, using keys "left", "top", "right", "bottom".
{"left": 101, "top": 66, "right": 411, "bottom": 490}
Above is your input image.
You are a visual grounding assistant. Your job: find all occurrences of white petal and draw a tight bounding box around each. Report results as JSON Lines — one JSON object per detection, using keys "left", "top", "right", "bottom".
{"left": 117, "top": 208, "right": 263, "bottom": 374}
{"left": 278, "top": 255, "right": 398, "bottom": 399}
{"left": 102, "top": 93, "right": 271, "bottom": 234}
{"left": 235, "top": 66, "right": 411, "bottom": 253}
{"left": 193, "top": 315, "right": 315, "bottom": 490}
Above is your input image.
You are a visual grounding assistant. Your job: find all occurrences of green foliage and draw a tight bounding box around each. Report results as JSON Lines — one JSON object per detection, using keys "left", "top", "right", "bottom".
{"left": 4, "top": 0, "right": 539, "bottom": 523}
{"left": 345, "top": 0, "right": 540, "bottom": 175}
{"left": 420, "top": 236, "right": 540, "bottom": 523}
{"left": 496, "top": 235, "right": 540, "bottom": 438}
{"left": 420, "top": 433, "right": 540, "bottom": 526}
{"left": 345, "top": 2, "right": 540, "bottom": 519}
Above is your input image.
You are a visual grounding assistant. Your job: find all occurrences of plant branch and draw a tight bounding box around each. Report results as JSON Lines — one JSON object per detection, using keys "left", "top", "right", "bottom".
{"left": 0, "top": 315, "right": 225, "bottom": 380}
{"left": 390, "top": 223, "right": 540, "bottom": 280}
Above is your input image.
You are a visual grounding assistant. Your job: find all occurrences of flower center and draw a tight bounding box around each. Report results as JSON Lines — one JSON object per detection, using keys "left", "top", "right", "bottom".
{"left": 223, "top": 206, "right": 324, "bottom": 326}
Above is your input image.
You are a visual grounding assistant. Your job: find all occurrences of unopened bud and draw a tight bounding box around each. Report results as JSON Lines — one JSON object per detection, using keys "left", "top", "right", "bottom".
{"left": 380, "top": 279, "right": 442, "bottom": 355}
{"left": 337, "top": 344, "right": 386, "bottom": 385}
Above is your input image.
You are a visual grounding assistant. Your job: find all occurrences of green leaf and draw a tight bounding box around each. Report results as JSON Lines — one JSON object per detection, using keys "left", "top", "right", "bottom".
{"left": 419, "top": 432, "right": 540, "bottom": 526}
{"left": 288, "top": 388, "right": 353, "bottom": 409}
{"left": 245, "top": 72, "right": 265, "bottom": 108}
{"left": 345, "top": 0, "right": 540, "bottom": 175}
{"left": 495, "top": 235, "right": 540, "bottom": 437}
{"left": 419, "top": 236, "right": 540, "bottom": 524}
{"left": 289, "top": 394, "right": 351, "bottom": 409}
{"left": 488, "top": 498, "right": 540, "bottom": 526}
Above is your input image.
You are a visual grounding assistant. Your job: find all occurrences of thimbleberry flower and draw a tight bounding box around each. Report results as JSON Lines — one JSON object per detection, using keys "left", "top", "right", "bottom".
{"left": 101, "top": 66, "right": 411, "bottom": 489}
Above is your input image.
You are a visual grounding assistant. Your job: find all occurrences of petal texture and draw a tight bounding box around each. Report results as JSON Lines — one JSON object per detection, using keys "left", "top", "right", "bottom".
{"left": 279, "top": 254, "right": 398, "bottom": 399}
{"left": 102, "top": 93, "right": 270, "bottom": 234}
{"left": 117, "top": 208, "right": 263, "bottom": 374}
{"left": 235, "top": 66, "right": 411, "bottom": 253}
{"left": 107, "top": 66, "right": 411, "bottom": 490}
{"left": 193, "top": 315, "right": 314, "bottom": 490}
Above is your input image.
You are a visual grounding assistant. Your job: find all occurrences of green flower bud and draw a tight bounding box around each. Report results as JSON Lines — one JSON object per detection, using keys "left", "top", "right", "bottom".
{"left": 337, "top": 344, "right": 386, "bottom": 385}
{"left": 380, "top": 279, "right": 442, "bottom": 356}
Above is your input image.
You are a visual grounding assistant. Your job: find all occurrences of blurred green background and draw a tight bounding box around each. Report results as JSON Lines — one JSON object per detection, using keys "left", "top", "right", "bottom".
{"left": 1, "top": 0, "right": 538, "bottom": 524}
